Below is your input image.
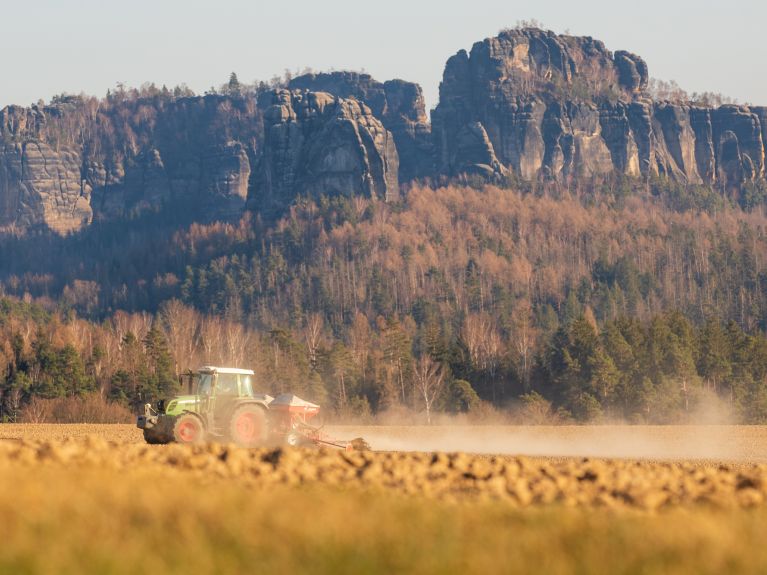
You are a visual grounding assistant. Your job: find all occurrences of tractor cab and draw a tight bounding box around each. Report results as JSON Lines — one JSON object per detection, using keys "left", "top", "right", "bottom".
{"left": 165, "top": 367, "right": 270, "bottom": 416}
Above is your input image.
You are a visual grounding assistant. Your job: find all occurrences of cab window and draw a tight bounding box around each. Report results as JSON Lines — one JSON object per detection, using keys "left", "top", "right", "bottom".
{"left": 241, "top": 375, "right": 254, "bottom": 397}
{"left": 217, "top": 373, "right": 238, "bottom": 395}
{"left": 198, "top": 374, "right": 213, "bottom": 396}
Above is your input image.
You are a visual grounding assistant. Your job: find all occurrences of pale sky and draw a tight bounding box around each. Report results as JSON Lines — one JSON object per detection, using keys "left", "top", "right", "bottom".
{"left": 2, "top": 0, "right": 765, "bottom": 111}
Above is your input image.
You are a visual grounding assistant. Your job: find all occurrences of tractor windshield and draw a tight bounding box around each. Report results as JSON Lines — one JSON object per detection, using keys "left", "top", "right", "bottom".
{"left": 198, "top": 373, "right": 213, "bottom": 396}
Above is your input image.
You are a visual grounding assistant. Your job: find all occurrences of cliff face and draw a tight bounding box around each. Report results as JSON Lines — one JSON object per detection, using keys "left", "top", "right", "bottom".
{"left": 288, "top": 72, "right": 432, "bottom": 181}
{"left": 87, "top": 141, "right": 252, "bottom": 221}
{"left": 433, "top": 28, "right": 766, "bottom": 190}
{"left": 0, "top": 141, "right": 91, "bottom": 234}
{"left": 0, "top": 106, "right": 92, "bottom": 233}
{"left": 2, "top": 27, "right": 767, "bottom": 234}
{"left": 252, "top": 89, "right": 399, "bottom": 210}
{"left": 0, "top": 95, "right": 261, "bottom": 232}
{"left": 0, "top": 85, "right": 402, "bottom": 233}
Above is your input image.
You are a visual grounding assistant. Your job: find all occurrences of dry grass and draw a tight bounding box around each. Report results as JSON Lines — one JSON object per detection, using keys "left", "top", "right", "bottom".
{"left": 4, "top": 425, "right": 767, "bottom": 574}
{"left": 3, "top": 466, "right": 767, "bottom": 575}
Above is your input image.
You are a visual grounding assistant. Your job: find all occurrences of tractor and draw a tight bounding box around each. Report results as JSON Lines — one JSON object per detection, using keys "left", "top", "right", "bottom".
{"left": 137, "top": 366, "right": 368, "bottom": 451}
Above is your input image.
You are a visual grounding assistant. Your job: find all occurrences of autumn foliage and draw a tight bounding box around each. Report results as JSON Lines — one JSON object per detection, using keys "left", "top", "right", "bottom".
{"left": 2, "top": 182, "right": 767, "bottom": 422}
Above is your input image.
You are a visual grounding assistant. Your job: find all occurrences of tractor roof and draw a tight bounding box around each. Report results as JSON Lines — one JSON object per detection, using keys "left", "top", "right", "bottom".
{"left": 198, "top": 366, "right": 255, "bottom": 375}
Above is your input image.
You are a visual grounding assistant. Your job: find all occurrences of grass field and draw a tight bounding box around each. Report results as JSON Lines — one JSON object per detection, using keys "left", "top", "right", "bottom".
{"left": 3, "top": 425, "right": 767, "bottom": 574}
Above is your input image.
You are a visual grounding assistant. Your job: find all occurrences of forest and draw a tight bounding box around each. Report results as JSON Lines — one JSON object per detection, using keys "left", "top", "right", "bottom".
{"left": 2, "top": 177, "right": 767, "bottom": 423}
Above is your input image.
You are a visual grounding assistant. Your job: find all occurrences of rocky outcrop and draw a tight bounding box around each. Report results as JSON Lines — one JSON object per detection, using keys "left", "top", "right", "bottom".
{"left": 433, "top": 28, "right": 767, "bottom": 191}
{"left": 433, "top": 28, "right": 649, "bottom": 180}
{"left": 5, "top": 26, "right": 767, "bottom": 233}
{"left": 88, "top": 142, "right": 251, "bottom": 220}
{"left": 0, "top": 142, "right": 91, "bottom": 234}
{"left": 252, "top": 89, "right": 399, "bottom": 209}
{"left": 289, "top": 72, "right": 432, "bottom": 180}
{"left": 0, "top": 95, "right": 261, "bottom": 232}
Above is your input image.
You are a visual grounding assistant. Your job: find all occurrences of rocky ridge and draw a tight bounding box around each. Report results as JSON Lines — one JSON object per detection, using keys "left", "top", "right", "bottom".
{"left": 253, "top": 89, "right": 400, "bottom": 210}
{"left": 433, "top": 28, "right": 766, "bottom": 189}
{"left": 289, "top": 72, "right": 432, "bottom": 180}
{"left": 2, "top": 27, "right": 767, "bottom": 233}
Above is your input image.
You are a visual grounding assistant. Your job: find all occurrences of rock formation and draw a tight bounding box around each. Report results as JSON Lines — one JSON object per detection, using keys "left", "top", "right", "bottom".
{"left": 87, "top": 142, "right": 251, "bottom": 220}
{"left": 433, "top": 27, "right": 767, "bottom": 191}
{"left": 4, "top": 26, "right": 767, "bottom": 233}
{"left": 253, "top": 89, "right": 399, "bottom": 209}
{"left": 0, "top": 141, "right": 92, "bottom": 234}
{"left": 289, "top": 72, "right": 432, "bottom": 181}
{"left": 0, "top": 95, "right": 260, "bottom": 232}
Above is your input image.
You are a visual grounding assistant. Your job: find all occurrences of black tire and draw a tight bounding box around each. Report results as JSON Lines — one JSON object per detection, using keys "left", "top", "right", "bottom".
{"left": 172, "top": 414, "right": 205, "bottom": 444}
{"left": 143, "top": 428, "right": 168, "bottom": 445}
{"left": 229, "top": 405, "right": 267, "bottom": 448}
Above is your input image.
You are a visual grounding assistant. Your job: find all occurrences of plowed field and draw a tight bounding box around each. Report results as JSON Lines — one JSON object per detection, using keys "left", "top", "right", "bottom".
{"left": 3, "top": 424, "right": 767, "bottom": 574}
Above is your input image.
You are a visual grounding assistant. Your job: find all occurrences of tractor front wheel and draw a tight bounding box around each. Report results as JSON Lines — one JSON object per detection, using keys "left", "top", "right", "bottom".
{"left": 173, "top": 414, "right": 205, "bottom": 444}
{"left": 143, "top": 428, "right": 169, "bottom": 445}
{"left": 229, "top": 405, "right": 267, "bottom": 448}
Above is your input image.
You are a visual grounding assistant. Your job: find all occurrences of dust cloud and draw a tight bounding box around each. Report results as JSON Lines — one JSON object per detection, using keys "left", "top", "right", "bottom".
{"left": 322, "top": 388, "right": 767, "bottom": 462}
{"left": 326, "top": 424, "right": 767, "bottom": 463}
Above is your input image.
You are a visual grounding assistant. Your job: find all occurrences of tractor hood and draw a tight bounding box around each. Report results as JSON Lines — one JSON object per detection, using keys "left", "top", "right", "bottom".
{"left": 164, "top": 395, "right": 199, "bottom": 416}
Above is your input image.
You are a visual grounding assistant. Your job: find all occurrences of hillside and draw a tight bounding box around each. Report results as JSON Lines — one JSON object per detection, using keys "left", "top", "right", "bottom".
{"left": 2, "top": 183, "right": 767, "bottom": 423}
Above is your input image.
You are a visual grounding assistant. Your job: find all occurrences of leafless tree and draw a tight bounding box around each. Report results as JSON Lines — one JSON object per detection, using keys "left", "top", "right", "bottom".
{"left": 223, "top": 321, "right": 250, "bottom": 367}
{"left": 160, "top": 299, "right": 201, "bottom": 373}
{"left": 19, "top": 395, "right": 48, "bottom": 423}
{"left": 303, "top": 313, "right": 325, "bottom": 370}
{"left": 199, "top": 316, "right": 224, "bottom": 364}
{"left": 413, "top": 355, "right": 445, "bottom": 425}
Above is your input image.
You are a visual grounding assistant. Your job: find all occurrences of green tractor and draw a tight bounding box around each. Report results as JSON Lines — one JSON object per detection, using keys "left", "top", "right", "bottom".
{"left": 138, "top": 365, "right": 370, "bottom": 451}
{"left": 138, "top": 366, "right": 272, "bottom": 447}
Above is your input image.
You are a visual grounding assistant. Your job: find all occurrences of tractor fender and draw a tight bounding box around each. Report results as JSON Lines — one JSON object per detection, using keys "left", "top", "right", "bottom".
{"left": 235, "top": 400, "right": 270, "bottom": 413}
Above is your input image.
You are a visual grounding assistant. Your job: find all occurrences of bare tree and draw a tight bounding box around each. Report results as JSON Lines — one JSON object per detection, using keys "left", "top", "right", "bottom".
{"left": 461, "top": 313, "right": 502, "bottom": 399}
{"left": 199, "top": 316, "right": 224, "bottom": 364}
{"left": 160, "top": 299, "right": 201, "bottom": 373}
{"left": 223, "top": 321, "right": 250, "bottom": 367}
{"left": 513, "top": 304, "right": 538, "bottom": 393}
{"left": 349, "top": 312, "right": 371, "bottom": 368}
{"left": 19, "top": 393, "right": 48, "bottom": 423}
{"left": 303, "top": 313, "right": 325, "bottom": 371}
{"left": 413, "top": 355, "right": 445, "bottom": 425}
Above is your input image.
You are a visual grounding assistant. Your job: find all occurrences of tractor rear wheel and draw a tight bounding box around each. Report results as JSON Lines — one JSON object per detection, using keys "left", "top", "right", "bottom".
{"left": 229, "top": 405, "right": 267, "bottom": 447}
{"left": 173, "top": 414, "right": 205, "bottom": 444}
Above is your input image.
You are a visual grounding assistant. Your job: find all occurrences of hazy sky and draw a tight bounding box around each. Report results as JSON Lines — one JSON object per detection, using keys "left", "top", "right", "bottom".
{"left": 2, "top": 0, "right": 765, "bottom": 110}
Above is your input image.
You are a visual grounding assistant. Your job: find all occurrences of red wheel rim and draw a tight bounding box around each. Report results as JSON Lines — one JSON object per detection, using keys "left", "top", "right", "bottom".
{"left": 178, "top": 420, "right": 199, "bottom": 442}
{"left": 235, "top": 413, "right": 259, "bottom": 442}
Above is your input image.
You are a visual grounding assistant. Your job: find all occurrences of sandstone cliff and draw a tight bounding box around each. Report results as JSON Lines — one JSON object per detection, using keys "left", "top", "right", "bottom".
{"left": 3, "top": 26, "right": 767, "bottom": 234}
{"left": 289, "top": 72, "right": 432, "bottom": 181}
{"left": 433, "top": 28, "right": 766, "bottom": 191}
{"left": 253, "top": 89, "right": 399, "bottom": 210}
{"left": 0, "top": 95, "right": 260, "bottom": 232}
{"left": 0, "top": 141, "right": 91, "bottom": 234}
